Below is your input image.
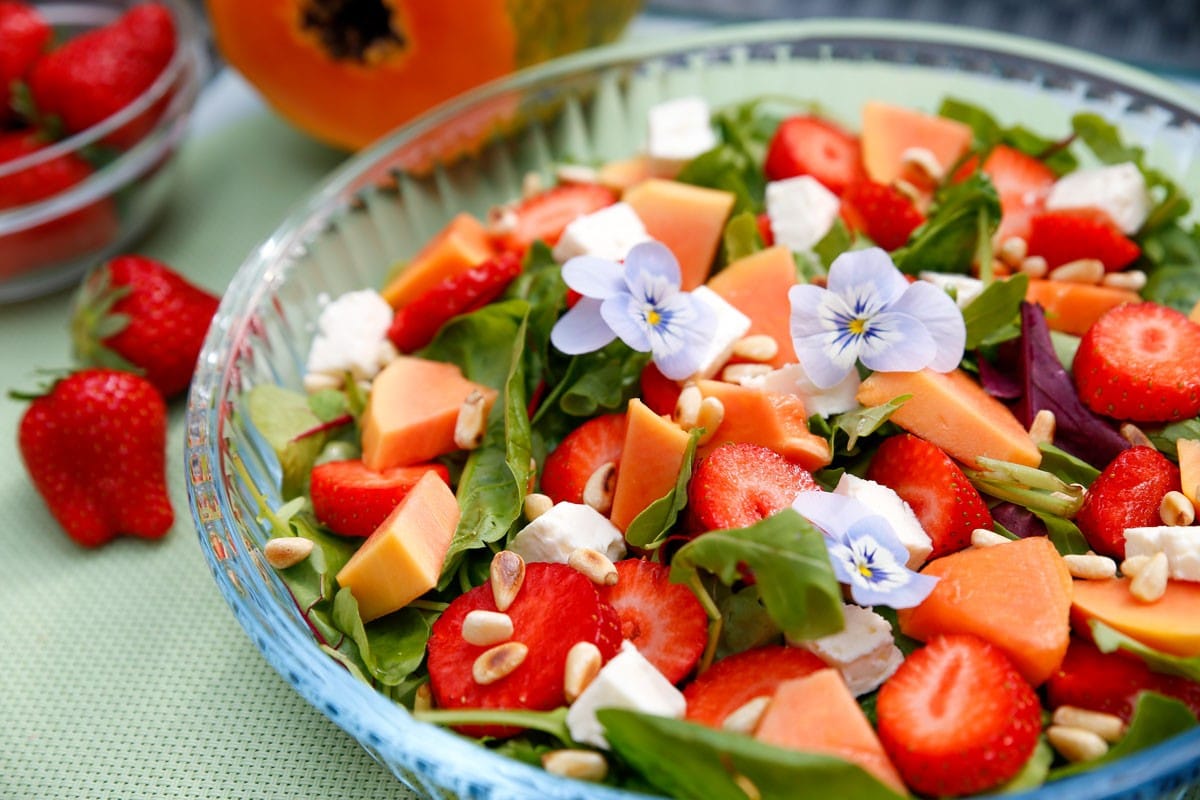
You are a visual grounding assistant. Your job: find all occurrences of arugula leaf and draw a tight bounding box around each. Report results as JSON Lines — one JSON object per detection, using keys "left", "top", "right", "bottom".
{"left": 533, "top": 340, "right": 649, "bottom": 435}
{"left": 331, "top": 588, "right": 433, "bottom": 686}
{"left": 624, "top": 430, "right": 701, "bottom": 549}
{"left": 936, "top": 97, "right": 1076, "bottom": 174}
{"left": 892, "top": 173, "right": 1000, "bottom": 275}
{"left": 1049, "top": 692, "right": 1198, "bottom": 780}
{"left": 938, "top": 97, "right": 1003, "bottom": 153}
{"left": 676, "top": 144, "right": 763, "bottom": 215}
{"left": 670, "top": 509, "right": 844, "bottom": 642}
{"left": 825, "top": 396, "right": 909, "bottom": 453}
{"left": 600, "top": 709, "right": 906, "bottom": 800}
{"left": 1091, "top": 621, "right": 1200, "bottom": 682}
{"left": 244, "top": 384, "right": 333, "bottom": 498}
{"left": 962, "top": 273, "right": 1028, "bottom": 349}
{"left": 721, "top": 210, "right": 765, "bottom": 265}
{"left": 1144, "top": 259, "right": 1200, "bottom": 315}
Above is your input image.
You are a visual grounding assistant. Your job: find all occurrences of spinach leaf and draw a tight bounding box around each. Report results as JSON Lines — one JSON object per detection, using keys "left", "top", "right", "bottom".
{"left": 717, "top": 585, "right": 782, "bottom": 657}
{"left": 600, "top": 709, "right": 906, "bottom": 800}
{"left": 999, "top": 737, "right": 1054, "bottom": 794}
{"left": 824, "top": 395, "right": 909, "bottom": 454}
{"left": 1050, "top": 692, "right": 1198, "bottom": 780}
{"left": 1148, "top": 418, "right": 1200, "bottom": 460}
{"left": 892, "top": 173, "right": 1000, "bottom": 275}
{"left": 332, "top": 588, "right": 433, "bottom": 686}
{"left": 1035, "top": 510, "right": 1091, "bottom": 556}
{"left": 1091, "top": 621, "right": 1200, "bottom": 681}
{"left": 244, "top": 384, "right": 333, "bottom": 498}
{"left": 624, "top": 430, "right": 701, "bottom": 549}
{"left": 671, "top": 509, "right": 844, "bottom": 642}
{"left": 676, "top": 144, "right": 762, "bottom": 215}
{"left": 1037, "top": 442, "right": 1101, "bottom": 488}
{"left": 938, "top": 97, "right": 1003, "bottom": 153}
{"left": 721, "top": 210, "right": 765, "bottom": 265}
{"left": 962, "top": 273, "right": 1028, "bottom": 349}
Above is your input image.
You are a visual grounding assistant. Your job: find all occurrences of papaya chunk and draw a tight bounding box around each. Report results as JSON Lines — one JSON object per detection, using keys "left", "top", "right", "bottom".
{"left": 695, "top": 380, "right": 831, "bottom": 471}
{"left": 609, "top": 399, "right": 691, "bottom": 532}
{"left": 1025, "top": 279, "right": 1140, "bottom": 337}
{"left": 1178, "top": 439, "right": 1200, "bottom": 509}
{"left": 1072, "top": 577, "right": 1200, "bottom": 658}
{"left": 860, "top": 101, "right": 973, "bottom": 186}
{"left": 380, "top": 213, "right": 496, "bottom": 309}
{"left": 622, "top": 179, "right": 734, "bottom": 289}
{"left": 705, "top": 245, "right": 799, "bottom": 368}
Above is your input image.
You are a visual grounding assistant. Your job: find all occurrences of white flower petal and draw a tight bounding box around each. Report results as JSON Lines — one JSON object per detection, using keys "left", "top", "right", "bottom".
{"left": 789, "top": 283, "right": 837, "bottom": 339}
{"left": 550, "top": 298, "right": 617, "bottom": 354}
{"left": 792, "top": 331, "right": 860, "bottom": 389}
{"left": 891, "top": 281, "right": 967, "bottom": 372}
{"left": 562, "top": 256, "right": 628, "bottom": 299}
{"left": 791, "top": 490, "right": 876, "bottom": 534}
{"left": 600, "top": 294, "right": 651, "bottom": 352}
{"left": 826, "top": 247, "right": 909, "bottom": 311}
{"left": 857, "top": 311, "right": 936, "bottom": 374}
{"left": 625, "top": 241, "right": 681, "bottom": 286}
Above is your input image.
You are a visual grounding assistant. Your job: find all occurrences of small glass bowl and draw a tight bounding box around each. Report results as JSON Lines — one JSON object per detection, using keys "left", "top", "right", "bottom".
{"left": 187, "top": 19, "right": 1200, "bottom": 800}
{"left": 0, "top": 0, "right": 208, "bottom": 303}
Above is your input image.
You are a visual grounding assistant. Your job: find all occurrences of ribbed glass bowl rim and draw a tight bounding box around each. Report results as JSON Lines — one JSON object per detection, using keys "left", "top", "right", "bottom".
{"left": 186, "top": 18, "right": 1200, "bottom": 800}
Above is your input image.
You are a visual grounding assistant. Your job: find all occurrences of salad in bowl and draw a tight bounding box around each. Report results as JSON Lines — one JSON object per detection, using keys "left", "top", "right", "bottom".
{"left": 188, "top": 21, "right": 1200, "bottom": 800}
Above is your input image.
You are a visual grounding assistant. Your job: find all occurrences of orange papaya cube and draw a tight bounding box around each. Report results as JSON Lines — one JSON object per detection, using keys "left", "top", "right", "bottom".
{"left": 335, "top": 471, "right": 461, "bottom": 622}
{"left": 755, "top": 669, "right": 907, "bottom": 796}
{"left": 1071, "top": 577, "right": 1200, "bottom": 658}
{"left": 860, "top": 101, "right": 973, "bottom": 186}
{"left": 705, "top": 245, "right": 799, "bottom": 367}
{"left": 609, "top": 398, "right": 691, "bottom": 532}
{"left": 361, "top": 356, "right": 497, "bottom": 470}
{"left": 898, "top": 537, "right": 1072, "bottom": 686}
{"left": 695, "top": 380, "right": 831, "bottom": 471}
{"left": 622, "top": 178, "right": 735, "bottom": 289}
{"left": 380, "top": 213, "right": 495, "bottom": 308}
{"left": 1024, "top": 279, "right": 1140, "bottom": 337}
{"left": 856, "top": 368, "right": 1041, "bottom": 470}
{"left": 1178, "top": 438, "right": 1200, "bottom": 509}
{"left": 597, "top": 155, "right": 654, "bottom": 192}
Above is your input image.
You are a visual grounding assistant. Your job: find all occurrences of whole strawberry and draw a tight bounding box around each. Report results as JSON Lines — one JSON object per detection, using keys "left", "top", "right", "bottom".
{"left": 0, "top": 1, "right": 51, "bottom": 124}
{"left": 26, "top": 2, "right": 176, "bottom": 147}
{"left": 71, "top": 255, "right": 220, "bottom": 398}
{"left": 16, "top": 368, "right": 173, "bottom": 547}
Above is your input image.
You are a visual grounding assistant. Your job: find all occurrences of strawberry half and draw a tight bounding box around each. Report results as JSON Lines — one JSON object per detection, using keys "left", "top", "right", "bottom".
{"left": 1026, "top": 209, "right": 1141, "bottom": 272}
{"left": 876, "top": 633, "right": 1041, "bottom": 797}
{"left": 639, "top": 362, "right": 682, "bottom": 416}
{"left": 682, "top": 645, "right": 826, "bottom": 728}
{"left": 1074, "top": 446, "right": 1180, "bottom": 560}
{"left": 840, "top": 179, "right": 925, "bottom": 251}
{"left": 596, "top": 559, "right": 708, "bottom": 684}
{"left": 426, "top": 561, "right": 621, "bottom": 737}
{"left": 309, "top": 459, "right": 451, "bottom": 538}
{"left": 0, "top": 1, "right": 51, "bottom": 124}
{"left": 687, "top": 442, "right": 819, "bottom": 533}
{"left": 866, "top": 433, "right": 992, "bottom": 560}
{"left": 980, "top": 144, "right": 1056, "bottom": 245}
{"left": 1073, "top": 302, "right": 1200, "bottom": 423}
{"left": 1046, "top": 637, "right": 1200, "bottom": 723}
{"left": 764, "top": 115, "right": 865, "bottom": 195}
{"left": 539, "top": 412, "right": 626, "bottom": 505}
{"left": 386, "top": 251, "right": 522, "bottom": 353}
{"left": 491, "top": 182, "right": 618, "bottom": 253}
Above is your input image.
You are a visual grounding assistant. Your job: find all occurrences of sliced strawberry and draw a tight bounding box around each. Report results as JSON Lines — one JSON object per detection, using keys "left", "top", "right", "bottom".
{"left": 755, "top": 211, "right": 774, "bottom": 247}
{"left": 309, "top": 459, "right": 451, "bottom": 538}
{"left": 1073, "top": 302, "right": 1200, "bottom": 423}
{"left": 866, "top": 434, "right": 992, "bottom": 559}
{"left": 840, "top": 179, "right": 924, "bottom": 251}
{"left": 1046, "top": 637, "right": 1200, "bottom": 723}
{"left": 491, "top": 183, "right": 618, "bottom": 253}
{"left": 596, "top": 559, "right": 708, "bottom": 684}
{"left": 639, "top": 362, "right": 681, "bottom": 416}
{"left": 539, "top": 412, "right": 626, "bottom": 505}
{"left": 1026, "top": 209, "right": 1141, "bottom": 272}
{"left": 426, "top": 561, "right": 621, "bottom": 737}
{"left": 1074, "top": 446, "right": 1181, "bottom": 560}
{"left": 682, "top": 645, "right": 826, "bottom": 728}
{"left": 764, "top": 115, "right": 865, "bottom": 195}
{"left": 980, "top": 144, "right": 1056, "bottom": 244}
{"left": 386, "top": 251, "right": 522, "bottom": 352}
{"left": 876, "top": 633, "right": 1041, "bottom": 797}
{"left": 688, "top": 442, "right": 819, "bottom": 533}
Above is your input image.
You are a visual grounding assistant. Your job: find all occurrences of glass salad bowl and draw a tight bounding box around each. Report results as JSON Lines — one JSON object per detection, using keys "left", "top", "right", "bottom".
{"left": 185, "top": 19, "right": 1200, "bottom": 800}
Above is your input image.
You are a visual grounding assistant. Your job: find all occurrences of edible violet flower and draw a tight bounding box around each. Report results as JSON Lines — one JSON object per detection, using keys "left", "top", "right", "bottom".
{"left": 788, "top": 247, "right": 965, "bottom": 389}
{"left": 550, "top": 241, "right": 715, "bottom": 380}
{"left": 791, "top": 490, "right": 938, "bottom": 609}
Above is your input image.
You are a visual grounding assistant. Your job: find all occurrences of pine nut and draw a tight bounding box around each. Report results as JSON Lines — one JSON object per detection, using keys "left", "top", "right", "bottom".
{"left": 900, "top": 146, "right": 945, "bottom": 182}
{"left": 998, "top": 236, "right": 1028, "bottom": 267}
{"left": 1160, "top": 491, "right": 1196, "bottom": 526}
{"left": 413, "top": 682, "right": 433, "bottom": 713}
{"left": 563, "top": 641, "right": 603, "bottom": 703}
{"left": 487, "top": 205, "right": 518, "bottom": 236}
{"left": 490, "top": 550, "right": 526, "bottom": 612}
{"left": 696, "top": 396, "right": 725, "bottom": 445}
{"left": 1047, "top": 724, "right": 1109, "bottom": 762}
{"left": 473, "top": 641, "right": 528, "bottom": 685}
{"left": 1121, "top": 554, "right": 1152, "bottom": 577}
{"left": 522, "top": 170, "right": 544, "bottom": 199}
{"left": 1064, "top": 553, "right": 1117, "bottom": 580}
{"left": 733, "top": 773, "right": 762, "bottom": 800}
{"left": 303, "top": 372, "right": 341, "bottom": 393}
{"left": 721, "top": 695, "right": 771, "bottom": 735}
{"left": 523, "top": 492, "right": 553, "bottom": 522}
{"left": 1120, "top": 423, "right": 1154, "bottom": 448}
{"left": 462, "top": 609, "right": 515, "bottom": 647}
{"left": 892, "top": 178, "right": 923, "bottom": 205}
{"left": 674, "top": 383, "right": 702, "bottom": 428}
{"left": 582, "top": 462, "right": 616, "bottom": 515}
{"left": 722, "top": 363, "right": 773, "bottom": 383}
{"left": 971, "top": 528, "right": 1010, "bottom": 548}
{"left": 541, "top": 749, "right": 608, "bottom": 782}
{"left": 1019, "top": 255, "right": 1049, "bottom": 279}
{"left": 568, "top": 547, "right": 618, "bottom": 586}
{"left": 556, "top": 163, "right": 600, "bottom": 185}
{"left": 1129, "top": 551, "right": 1168, "bottom": 603}
{"left": 263, "top": 537, "right": 314, "bottom": 569}
{"left": 731, "top": 334, "right": 780, "bottom": 363}
{"left": 1048, "top": 258, "right": 1105, "bottom": 284}
{"left": 454, "top": 390, "right": 488, "bottom": 450}
{"left": 1028, "top": 408, "right": 1057, "bottom": 445}
{"left": 1101, "top": 269, "right": 1147, "bottom": 292}
{"left": 1052, "top": 706, "right": 1127, "bottom": 743}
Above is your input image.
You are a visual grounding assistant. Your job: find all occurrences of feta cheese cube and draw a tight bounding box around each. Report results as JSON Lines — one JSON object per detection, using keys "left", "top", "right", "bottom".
{"left": 919, "top": 271, "right": 985, "bottom": 310}
{"left": 834, "top": 473, "right": 932, "bottom": 570}
{"left": 744, "top": 361, "right": 862, "bottom": 417}
{"left": 509, "top": 502, "right": 627, "bottom": 564}
{"left": 552, "top": 202, "right": 651, "bottom": 263}
{"left": 688, "top": 286, "right": 751, "bottom": 379}
{"left": 1045, "top": 162, "right": 1151, "bottom": 235}
{"left": 646, "top": 96, "right": 718, "bottom": 173}
{"left": 1123, "top": 526, "right": 1200, "bottom": 582}
{"left": 305, "top": 289, "right": 395, "bottom": 385}
{"left": 793, "top": 604, "right": 904, "bottom": 696}
{"left": 766, "top": 175, "right": 841, "bottom": 253}
{"left": 566, "top": 641, "right": 687, "bottom": 749}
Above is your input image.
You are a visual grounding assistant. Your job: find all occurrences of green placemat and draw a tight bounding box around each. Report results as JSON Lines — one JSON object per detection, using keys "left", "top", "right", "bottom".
{"left": 0, "top": 110, "right": 418, "bottom": 800}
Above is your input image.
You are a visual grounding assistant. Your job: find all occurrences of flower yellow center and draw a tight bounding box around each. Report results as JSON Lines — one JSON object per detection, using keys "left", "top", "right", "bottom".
{"left": 646, "top": 309, "right": 662, "bottom": 327}
{"left": 848, "top": 317, "right": 867, "bottom": 335}
{"left": 858, "top": 562, "right": 874, "bottom": 578}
